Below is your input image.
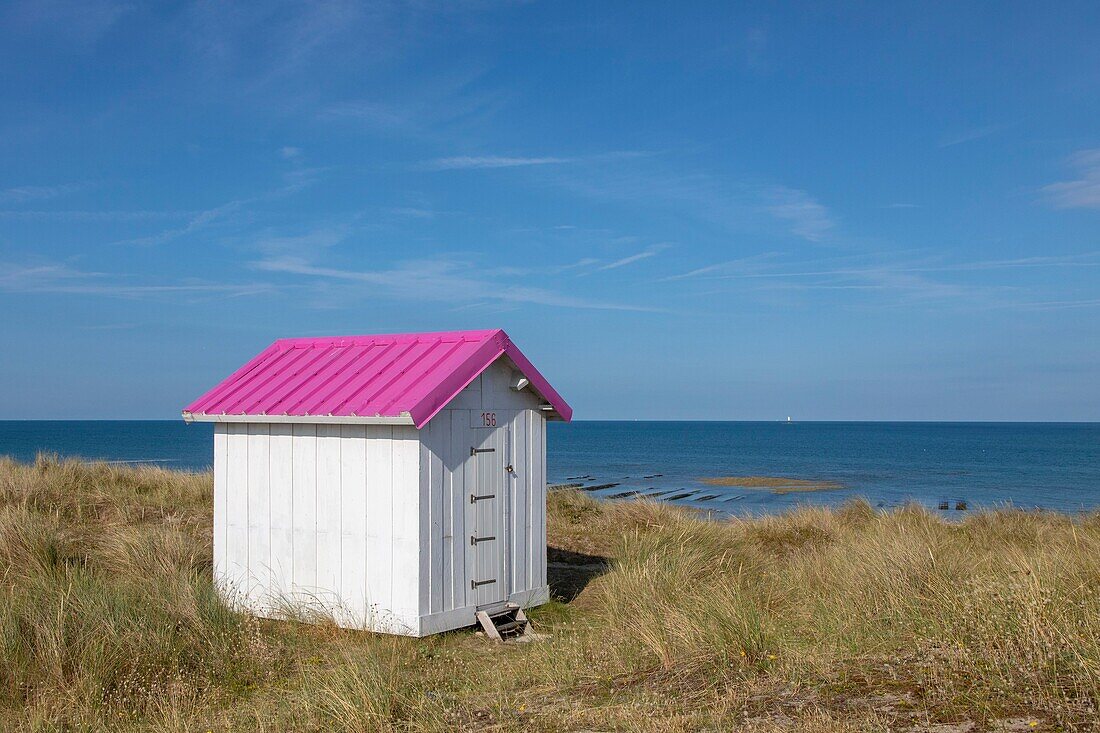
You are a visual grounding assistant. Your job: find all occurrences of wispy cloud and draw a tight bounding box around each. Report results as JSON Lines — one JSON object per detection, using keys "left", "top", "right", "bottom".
{"left": 1011, "top": 297, "right": 1100, "bottom": 311}
{"left": 114, "top": 199, "right": 247, "bottom": 247}
{"left": 658, "top": 253, "right": 783, "bottom": 282}
{"left": 667, "top": 252, "right": 1100, "bottom": 282}
{"left": 762, "top": 186, "right": 835, "bottom": 241}
{"left": 420, "top": 155, "right": 573, "bottom": 171}
{"left": 252, "top": 226, "right": 347, "bottom": 257}
{"left": 0, "top": 261, "right": 273, "bottom": 299}
{"left": 419, "top": 150, "right": 649, "bottom": 172}
{"left": 1043, "top": 149, "right": 1100, "bottom": 209}
{"left": 2, "top": 0, "right": 130, "bottom": 46}
{"left": 388, "top": 206, "right": 439, "bottom": 219}
{"left": 938, "top": 123, "right": 1011, "bottom": 148}
{"left": 595, "top": 243, "right": 670, "bottom": 271}
{"left": 0, "top": 183, "right": 83, "bottom": 204}
{"left": 319, "top": 100, "right": 412, "bottom": 129}
{"left": 660, "top": 251, "right": 1100, "bottom": 309}
{"left": 317, "top": 66, "right": 506, "bottom": 141}
{"left": 253, "top": 256, "right": 660, "bottom": 312}
{"left": 114, "top": 169, "right": 324, "bottom": 247}
{"left": 544, "top": 162, "right": 837, "bottom": 243}
{"left": 0, "top": 209, "right": 191, "bottom": 222}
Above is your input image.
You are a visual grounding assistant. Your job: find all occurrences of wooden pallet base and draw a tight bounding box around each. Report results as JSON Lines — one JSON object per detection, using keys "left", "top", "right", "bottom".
{"left": 475, "top": 603, "right": 532, "bottom": 642}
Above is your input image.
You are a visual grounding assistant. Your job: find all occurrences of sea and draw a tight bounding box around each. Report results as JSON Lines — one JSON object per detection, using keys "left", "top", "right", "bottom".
{"left": 1, "top": 420, "right": 1098, "bottom": 515}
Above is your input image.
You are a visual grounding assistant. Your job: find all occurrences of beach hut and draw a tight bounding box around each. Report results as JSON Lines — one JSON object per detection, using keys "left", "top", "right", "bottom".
{"left": 181, "top": 329, "right": 571, "bottom": 637}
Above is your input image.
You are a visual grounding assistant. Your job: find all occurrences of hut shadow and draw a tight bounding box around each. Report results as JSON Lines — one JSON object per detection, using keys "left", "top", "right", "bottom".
{"left": 546, "top": 546, "right": 610, "bottom": 602}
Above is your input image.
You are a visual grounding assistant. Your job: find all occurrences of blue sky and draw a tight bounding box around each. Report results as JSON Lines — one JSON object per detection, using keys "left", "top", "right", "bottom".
{"left": 1, "top": 1, "right": 1098, "bottom": 420}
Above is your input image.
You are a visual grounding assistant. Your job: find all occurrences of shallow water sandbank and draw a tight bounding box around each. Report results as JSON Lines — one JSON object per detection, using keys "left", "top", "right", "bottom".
{"left": 700, "top": 475, "right": 845, "bottom": 494}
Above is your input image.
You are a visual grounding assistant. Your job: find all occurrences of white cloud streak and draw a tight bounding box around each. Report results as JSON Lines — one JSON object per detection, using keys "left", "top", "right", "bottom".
{"left": 667, "top": 252, "right": 1100, "bottom": 282}
{"left": 2, "top": 0, "right": 130, "bottom": 46}
{"left": 0, "top": 183, "right": 83, "bottom": 204}
{"left": 595, "top": 243, "right": 670, "bottom": 271}
{"left": 660, "top": 251, "right": 1100, "bottom": 309}
{"left": 938, "top": 123, "right": 1011, "bottom": 148}
{"left": 253, "top": 256, "right": 660, "bottom": 312}
{"left": 0, "top": 261, "right": 274, "bottom": 299}
{"left": 545, "top": 163, "right": 837, "bottom": 243}
{"left": 113, "top": 169, "right": 324, "bottom": 247}
{"left": 1043, "top": 149, "right": 1100, "bottom": 209}
{"left": 762, "top": 185, "right": 835, "bottom": 241}
{"left": 420, "top": 155, "right": 573, "bottom": 170}
{"left": 0, "top": 210, "right": 191, "bottom": 222}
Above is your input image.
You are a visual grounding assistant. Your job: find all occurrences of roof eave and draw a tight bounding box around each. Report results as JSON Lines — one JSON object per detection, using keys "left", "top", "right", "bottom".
{"left": 181, "top": 411, "right": 416, "bottom": 426}
{"left": 501, "top": 337, "right": 572, "bottom": 422}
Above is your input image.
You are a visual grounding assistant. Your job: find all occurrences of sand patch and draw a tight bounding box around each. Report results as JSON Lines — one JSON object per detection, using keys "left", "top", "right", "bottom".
{"left": 699, "top": 476, "right": 844, "bottom": 494}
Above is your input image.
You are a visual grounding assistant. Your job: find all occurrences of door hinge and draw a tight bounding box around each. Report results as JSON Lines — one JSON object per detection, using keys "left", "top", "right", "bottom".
{"left": 470, "top": 493, "right": 495, "bottom": 503}
{"left": 471, "top": 578, "right": 497, "bottom": 589}
{"left": 470, "top": 535, "right": 496, "bottom": 545}
{"left": 471, "top": 447, "right": 496, "bottom": 456}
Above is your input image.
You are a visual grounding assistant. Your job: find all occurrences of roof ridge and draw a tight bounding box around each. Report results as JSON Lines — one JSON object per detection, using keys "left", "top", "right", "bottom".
{"left": 273, "top": 328, "right": 502, "bottom": 347}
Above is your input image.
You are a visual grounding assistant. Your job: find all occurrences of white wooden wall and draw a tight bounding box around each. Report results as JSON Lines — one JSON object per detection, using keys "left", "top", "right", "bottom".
{"left": 417, "top": 359, "right": 548, "bottom": 631}
{"left": 213, "top": 422, "right": 422, "bottom": 633}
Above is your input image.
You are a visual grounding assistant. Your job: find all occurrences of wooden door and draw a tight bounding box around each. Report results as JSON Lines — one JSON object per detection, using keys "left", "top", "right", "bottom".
{"left": 469, "top": 417, "right": 508, "bottom": 607}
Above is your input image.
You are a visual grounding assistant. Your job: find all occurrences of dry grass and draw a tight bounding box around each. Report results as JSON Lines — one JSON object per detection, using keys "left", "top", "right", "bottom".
{"left": 1, "top": 455, "right": 1098, "bottom": 731}
{"left": 699, "top": 475, "right": 845, "bottom": 493}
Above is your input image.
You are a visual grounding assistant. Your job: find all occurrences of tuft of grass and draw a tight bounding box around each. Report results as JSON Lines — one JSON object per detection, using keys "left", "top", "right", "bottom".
{"left": 1, "top": 456, "right": 1099, "bottom": 730}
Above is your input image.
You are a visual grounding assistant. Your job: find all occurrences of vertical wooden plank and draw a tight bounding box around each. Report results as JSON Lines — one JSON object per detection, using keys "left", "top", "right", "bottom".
{"left": 427, "top": 421, "right": 444, "bottom": 615}
{"left": 246, "top": 424, "right": 271, "bottom": 610}
{"left": 268, "top": 424, "right": 294, "bottom": 606}
{"left": 449, "top": 410, "right": 469, "bottom": 609}
{"left": 474, "top": 428, "right": 490, "bottom": 606}
{"left": 390, "top": 426, "right": 420, "bottom": 617}
{"left": 364, "top": 426, "right": 393, "bottom": 620}
{"left": 446, "top": 373, "right": 482, "bottom": 410}
{"left": 225, "top": 423, "right": 249, "bottom": 603}
{"left": 512, "top": 411, "right": 528, "bottom": 593}
{"left": 537, "top": 413, "right": 547, "bottom": 588}
{"left": 496, "top": 425, "right": 507, "bottom": 602}
{"left": 340, "top": 425, "right": 367, "bottom": 625}
{"left": 316, "top": 424, "right": 342, "bottom": 608}
{"left": 527, "top": 409, "right": 536, "bottom": 590}
{"left": 415, "top": 431, "right": 429, "bottom": 611}
{"left": 532, "top": 411, "right": 545, "bottom": 589}
{"left": 497, "top": 423, "right": 509, "bottom": 600}
{"left": 437, "top": 416, "right": 453, "bottom": 612}
{"left": 212, "top": 424, "right": 228, "bottom": 592}
{"left": 472, "top": 425, "right": 506, "bottom": 607}
{"left": 291, "top": 424, "right": 317, "bottom": 599}
{"left": 417, "top": 430, "right": 432, "bottom": 617}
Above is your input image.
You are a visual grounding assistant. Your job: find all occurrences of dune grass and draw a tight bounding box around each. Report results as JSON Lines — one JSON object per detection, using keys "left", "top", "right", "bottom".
{"left": 1, "top": 455, "right": 1098, "bottom": 731}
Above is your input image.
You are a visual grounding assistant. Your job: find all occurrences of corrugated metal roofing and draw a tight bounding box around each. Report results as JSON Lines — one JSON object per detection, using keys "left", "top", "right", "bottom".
{"left": 182, "top": 329, "right": 571, "bottom": 428}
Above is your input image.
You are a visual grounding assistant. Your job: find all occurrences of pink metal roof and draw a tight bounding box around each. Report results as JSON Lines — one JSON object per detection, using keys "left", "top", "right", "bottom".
{"left": 182, "top": 329, "right": 572, "bottom": 428}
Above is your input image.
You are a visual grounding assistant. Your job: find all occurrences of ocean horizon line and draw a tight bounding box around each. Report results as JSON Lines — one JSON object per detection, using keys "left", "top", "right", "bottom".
{"left": 0, "top": 418, "right": 1097, "bottom": 425}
